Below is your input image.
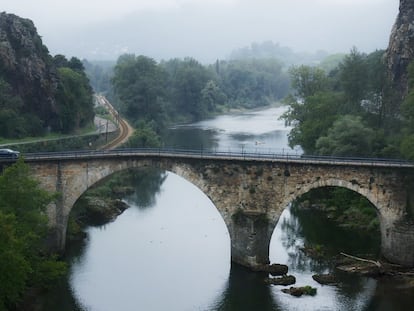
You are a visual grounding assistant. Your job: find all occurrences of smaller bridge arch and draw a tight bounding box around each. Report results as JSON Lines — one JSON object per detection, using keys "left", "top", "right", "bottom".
{"left": 24, "top": 149, "right": 414, "bottom": 268}
{"left": 280, "top": 178, "right": 383, "bottom": 214}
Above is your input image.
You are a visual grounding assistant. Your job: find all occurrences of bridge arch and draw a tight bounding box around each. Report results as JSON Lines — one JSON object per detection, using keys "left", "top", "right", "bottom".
{"left": 280, "top": 178, "right": 383, "bottom": 216}
{"left": 51, "top": 158, "right": 233, "bottom": 252}
{"left": 266, "top": 176, "right": 412, "bottom": 267}
{"left": 269, "top": 179, "right": 382, "bottom": 245}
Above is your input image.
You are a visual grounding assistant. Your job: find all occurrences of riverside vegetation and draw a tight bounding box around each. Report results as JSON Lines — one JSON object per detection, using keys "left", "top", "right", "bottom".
{"left": 0, "top": 160, "right": 66, "bottom": 311}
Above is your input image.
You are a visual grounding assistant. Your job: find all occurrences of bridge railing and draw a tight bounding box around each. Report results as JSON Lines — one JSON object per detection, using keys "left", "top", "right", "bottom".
{"left": 14, "top": 147, "right": 414, "bottom": 168}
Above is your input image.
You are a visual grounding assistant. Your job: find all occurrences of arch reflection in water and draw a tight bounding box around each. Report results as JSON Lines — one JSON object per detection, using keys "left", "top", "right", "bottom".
{"left": 269, "top": 205, "right": 377, "bottom": 311}
{"left": 69, "top": 172, "right": 231, "bottom": 311}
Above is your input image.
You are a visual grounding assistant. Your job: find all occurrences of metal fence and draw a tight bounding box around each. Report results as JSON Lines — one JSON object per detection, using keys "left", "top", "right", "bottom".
{"left": 7, "top": 147, "right": 412, "bottom": 168}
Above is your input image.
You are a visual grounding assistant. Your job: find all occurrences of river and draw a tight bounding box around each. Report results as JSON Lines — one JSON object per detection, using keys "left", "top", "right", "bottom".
{"left": 46, "top": 106, "right": 413, "bottom": 311}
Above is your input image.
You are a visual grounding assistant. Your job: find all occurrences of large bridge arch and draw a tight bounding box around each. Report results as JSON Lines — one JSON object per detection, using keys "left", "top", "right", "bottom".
{"left": 39, "top": 158, "right": 235, "bottom": 254}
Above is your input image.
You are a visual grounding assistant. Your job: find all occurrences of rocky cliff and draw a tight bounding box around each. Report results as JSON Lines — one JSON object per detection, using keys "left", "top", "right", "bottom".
{"left": 0, "top": 12, "right": 59, "bottom": 127}
{"left": 386, "top": 0, "right": 414, "bottom": 101}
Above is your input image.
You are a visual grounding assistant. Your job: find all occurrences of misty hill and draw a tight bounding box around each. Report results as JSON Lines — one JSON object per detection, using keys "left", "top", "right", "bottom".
{"left": 0, "top": 12, "right": 94, "bottom": 139}
{"left": 228, "top": 41, "right": 330, "bottom": 67}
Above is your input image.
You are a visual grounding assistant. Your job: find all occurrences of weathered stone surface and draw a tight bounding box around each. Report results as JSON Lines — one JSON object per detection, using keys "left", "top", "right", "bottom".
{"left": 386, "top": 0, "right": 414, "bottom": 100}
{"left": 312, "top": 274, "right": 337, "bottom": 285}
{"left": 0, "top": 12, "right": 59, "bottom": 125}
{"left": 27, "top": 155, "right": 414, "bottom": 267}
{"left": 81, "top": 197, "right": 129, "bottom": 226}
{"left": 253, "top": 263, "right": 289, "bottom": 276}
{"left": 265, "top": 275, "right": 296, "bottom": 286}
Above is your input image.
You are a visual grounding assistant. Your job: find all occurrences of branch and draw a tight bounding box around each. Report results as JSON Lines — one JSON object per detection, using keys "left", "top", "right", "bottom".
{"left": 340, "top": 252, "right": 382, "bottom": 268}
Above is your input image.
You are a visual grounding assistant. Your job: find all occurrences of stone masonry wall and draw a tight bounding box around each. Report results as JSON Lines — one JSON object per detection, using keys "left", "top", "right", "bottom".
{"left": 29, "top": 156, "right": 414, "bottom": 267}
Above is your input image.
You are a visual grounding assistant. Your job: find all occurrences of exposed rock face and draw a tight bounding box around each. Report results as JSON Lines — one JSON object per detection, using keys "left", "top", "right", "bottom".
{"left": 386, "top": 0, "right": 414, "bottom": 101}
{"left": 0, "top": 12, "right": 58, "bottom": 127}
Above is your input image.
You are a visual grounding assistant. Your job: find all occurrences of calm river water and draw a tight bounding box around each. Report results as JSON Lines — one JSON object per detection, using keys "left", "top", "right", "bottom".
{"left": 46, "top": 106, "right": 413, "bottom": 311}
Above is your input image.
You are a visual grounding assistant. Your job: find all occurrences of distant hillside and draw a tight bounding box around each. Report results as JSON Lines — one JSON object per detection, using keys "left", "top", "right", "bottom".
{"left": 0, "top": 12, "right": 94, "bottom": 138}
{"left": 228, "top": 41, "right": 330, "bottom": 67}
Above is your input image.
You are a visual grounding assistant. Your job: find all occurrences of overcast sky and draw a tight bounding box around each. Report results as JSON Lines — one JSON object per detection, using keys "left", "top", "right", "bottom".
{"left": 1, "top": 0, "right": 399, "bottom": 63}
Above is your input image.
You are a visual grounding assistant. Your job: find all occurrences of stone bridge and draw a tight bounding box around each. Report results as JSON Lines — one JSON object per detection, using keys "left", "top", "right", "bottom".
{"left": 23, "top": 149, "right": 414, "bottom": 268}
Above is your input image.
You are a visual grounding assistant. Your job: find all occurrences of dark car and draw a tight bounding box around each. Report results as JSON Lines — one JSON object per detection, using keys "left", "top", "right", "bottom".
{"left": 0, "top": 148, "right": 20, "bottom": 159}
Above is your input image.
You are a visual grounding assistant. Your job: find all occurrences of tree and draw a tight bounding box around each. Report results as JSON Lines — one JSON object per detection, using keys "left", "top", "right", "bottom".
{"left": 288, "top": 65, "right": 328, "bottom": 100}
{"left": 55, "top": 67, "right": 94, "bottom": 133}
{"left": 338, "top": 47, "right": 368, "bottom": 113}
{"left": 0, "top": 78, "right": 31, "bottom": 138}
{"left": 112, "top": 55, "right": 166, "bottom": 128}
{"left": 164, "top": 57, "right": 213, "bottom": 120}
{"left": 201, "top": 80, "right": 227, "bottom": 112}
{"left": 284, "top": 92, "right": 342, "bottom": 153}
{"left": 126, "top": 121, "right": 161, "bottom": 148}
{"left": 0, "top": 160, "right": 66, "bottom": 310}
{"left": 217, "top": 59, "right": 289, "bottom": 108}
{"left": 315, "top": 115, "right": 376, "bottom": 157}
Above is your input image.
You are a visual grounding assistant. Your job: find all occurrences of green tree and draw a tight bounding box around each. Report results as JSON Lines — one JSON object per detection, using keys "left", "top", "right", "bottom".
{"left": 217, "top": 58, "right": 289, "bottom": 108}
{"left": 200, "top": 80, "right": 227, "bottom": 112}
{"left": 126, "top": 121, "right": 161, "bottom": 148}
{"left": 0, "top": 78, "right": 28, "bottom": 138}
{"left": 315, "top": 115, "right": 376, "bottom": 156}
{"left": 113, "top": 55, "right": 166, "bottom": 128}
{"left": 288, "top": 65, "right": 328, "bottom": 100}
{"left": 0, "top": 160, "right": 66, "bottom": 310}
{"left": 338, "top": 47, "right": 368, "bottom": 113}
{"left": 55, "top": 67, "right": 94, "bottom": 133}
{"left": 164, "top": 57, "right": 213, "bottom": 120}
{"left": 283, "top": 49, "right": 401, "bottom": 157}
{"left": 283, "top": 91, "right": 342, "bottom": 153}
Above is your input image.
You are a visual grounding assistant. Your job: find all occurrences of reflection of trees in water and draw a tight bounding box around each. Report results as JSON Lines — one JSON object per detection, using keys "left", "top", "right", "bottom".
{"left": 279, "top": 208, "right": 328, "bottom": 274}
{"left": 363, "top": 277, "right": 414, "bottom": 311}
{"left": 210, "top": 264, "right": 281, "bottom": 311}
{"left": 163, "top": 127, "right": 218, "bottom": 150}
{"left": 122, "top": 168, "right": 167, "bottom": 209}
{"left": 289, "top": 202, "right": 380, "bottom": 256}
{"left": 277, "top": 203, "right": 378, "bottom": 302}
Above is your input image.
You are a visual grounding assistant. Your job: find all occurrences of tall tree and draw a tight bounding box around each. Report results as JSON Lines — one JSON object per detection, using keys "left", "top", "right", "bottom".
{"left": 0, "top": 160, "right": 66, "bottom": 310}
{"left": 288, "top": 65, "right": 328, "bottom": 100}
{"left": 338, "top": 47, "right": 368, "bottom": 113}
{"left": 113, "top": 55, "right": 166, "bottom": 129}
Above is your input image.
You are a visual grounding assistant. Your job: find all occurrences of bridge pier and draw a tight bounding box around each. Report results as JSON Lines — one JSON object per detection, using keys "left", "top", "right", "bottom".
{"left": 229, "top": 210, "right": 272, "bottom": 269}
{"left": 381, "top": 219, "right": 414, "bottom": 267}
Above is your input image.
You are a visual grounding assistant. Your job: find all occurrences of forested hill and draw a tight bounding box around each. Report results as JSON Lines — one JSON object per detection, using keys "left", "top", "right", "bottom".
{"left": 0, "top": 12, "right": 94, "bottom": 139}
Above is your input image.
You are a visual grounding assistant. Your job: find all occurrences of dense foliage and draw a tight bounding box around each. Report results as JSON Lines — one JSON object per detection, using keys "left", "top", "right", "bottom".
{"left": 53, "top": 56, "right": 95, "bottom": 133}
{"left": 111, "top": 54, "right": 291, "bottom": 145}
{"left": 0, "top": 160, "right": 66, "bottom": 311}
{"left": 295, "top": 187, "right": 379, "bottom": 232}
{"left": 283, "top": 48, "right": 404, "bottom": 158}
